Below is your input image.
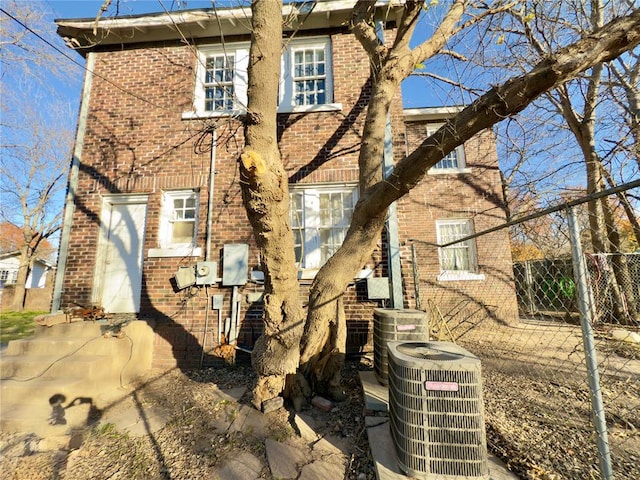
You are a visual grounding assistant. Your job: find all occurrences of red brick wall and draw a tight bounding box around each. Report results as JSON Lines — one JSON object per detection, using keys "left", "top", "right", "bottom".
{"left": 58, "top": 30, "right": 386, "bottom": 368}
{"left": 59, "top": 26, "right": 516, "bottom": 369}
{"left": 398, "top": 122, "right": 518, "bottom": 329}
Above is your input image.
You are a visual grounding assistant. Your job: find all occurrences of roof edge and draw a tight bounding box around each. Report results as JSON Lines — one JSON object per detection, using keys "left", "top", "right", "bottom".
{"left": 56, "top": 0, "right": 405, "bottom": 50}
{"left": 403, "top": 106, "right": 465, "bottom": 121}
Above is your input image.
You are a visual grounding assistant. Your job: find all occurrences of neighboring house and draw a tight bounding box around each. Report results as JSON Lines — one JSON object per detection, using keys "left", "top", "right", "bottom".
{"left": 0, "top": 251, "right": 55, "bottom": 311}
{"left": 0, "top": 251, "right": 53, "bottom": 289}
{"left": 54, "top": 1, "right": 518, "bottom": 369}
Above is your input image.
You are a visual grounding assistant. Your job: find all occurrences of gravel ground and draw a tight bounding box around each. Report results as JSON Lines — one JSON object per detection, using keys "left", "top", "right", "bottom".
{"left": 1, "top": 330, "right": 638, "bottom": 480}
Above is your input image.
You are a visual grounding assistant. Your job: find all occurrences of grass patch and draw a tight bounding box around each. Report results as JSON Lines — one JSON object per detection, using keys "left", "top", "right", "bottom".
{"left": 0, "top": 311, "right": 45, "bottom": 343}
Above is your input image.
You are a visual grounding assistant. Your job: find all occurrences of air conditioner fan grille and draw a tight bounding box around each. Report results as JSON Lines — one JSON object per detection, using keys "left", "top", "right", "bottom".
{"left": 388, "top": 341, "right": 489, "bottom": 479}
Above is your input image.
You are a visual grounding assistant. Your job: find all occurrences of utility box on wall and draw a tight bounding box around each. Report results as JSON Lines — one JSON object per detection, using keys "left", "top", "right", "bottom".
{"left": 196, "top": 261, "right": 218, "bottom": 285}
{"left": 367, "top": 277, "right": 390, "bottom": 300}
{"left": 174, "top": 266, "right": 196, "bottom": 290}
{"left": 222, "top": 244, "right": 249, "bottom": 286}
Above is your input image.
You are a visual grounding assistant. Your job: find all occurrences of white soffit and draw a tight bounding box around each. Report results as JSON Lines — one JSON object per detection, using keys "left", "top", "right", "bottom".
{"left": 403, "top": 106, "right": 465, "bottom": 122}
{"left": 55, "top": 0, "right": 406, "bottom": 50}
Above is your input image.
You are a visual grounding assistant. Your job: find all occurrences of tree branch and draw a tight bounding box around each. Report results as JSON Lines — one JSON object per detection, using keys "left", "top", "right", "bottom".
{"left": 350, "top": 0, "right": 386, "bottom": 71}
{"left": 363, "top": 8, "right": 640, "bottom": 216}
{"left": 410, "top": 0, "right": 466, "bottom": 65}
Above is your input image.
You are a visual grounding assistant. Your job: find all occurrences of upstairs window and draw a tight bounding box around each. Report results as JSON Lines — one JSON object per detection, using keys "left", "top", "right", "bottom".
{"left": 160, "top": 190, "right": 198, "bottom": 248}
{"left": 281, "top": 38, "right": 333, "bottom": 110}
{"left": 0, "top": 269, "right": 16, "bottom": 284}
{"left": 194, "top": 44, "right": 249, "bottom": 115}
{"left": 204, "top": 54, "right": 235, "bottom": 112}
{"left": 290, "top": 184, "right": 357, "bottom": 271}
{"left": 436, "top": 219, "right": 484, "bottom": 281}
{"left": 426, "top": 124, "right": 467, "bottom": 173}
{"left": 292, "top": 46, "right": 326, "bottom": 106}
{"left": 190, "top": 37, "right": 337, "bottom": 117}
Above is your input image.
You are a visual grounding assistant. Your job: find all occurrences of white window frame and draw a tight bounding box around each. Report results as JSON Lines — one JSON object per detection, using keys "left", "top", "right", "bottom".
{"left": 289, "top": 183, "right": 358, "bottom": 276}
{"left": 279, "top": 37, "right": 340, "bottom": 113}
{"left": 436, "top": 219, "right": 484, "bottom": 281}
{"left": 0, "top": 269, "right": 16, "bottom": 284}
{"left": 184, "top": 37, "right": 341, "bottom": 119}
{"left": 190, "top": 43, "right": 250, "bottom": 118}
{"left": 203, "top": 53, "right": 236, "bottom": 112}
{"left": 149, "top": 190, "right": 202, "bottom": 258}
{"left": 426, "top": 123, "right": 470, "bottom": 174}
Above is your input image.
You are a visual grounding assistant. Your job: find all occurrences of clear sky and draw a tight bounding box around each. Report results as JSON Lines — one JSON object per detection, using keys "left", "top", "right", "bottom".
{"left": 47, "top": 0, "right": 216, "bottom": 19}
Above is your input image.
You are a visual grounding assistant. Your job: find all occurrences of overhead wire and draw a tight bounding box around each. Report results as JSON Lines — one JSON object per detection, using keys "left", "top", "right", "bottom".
{"left": 0, "top": 7, "right": 163, "bottom": 110}
{"left": 0, "top": 4, "right": 235, "bottom": 168}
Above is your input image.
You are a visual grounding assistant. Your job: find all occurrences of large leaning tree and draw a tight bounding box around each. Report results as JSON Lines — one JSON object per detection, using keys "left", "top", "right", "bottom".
{"left": 240, "top": 0, "right": 640, "bottom": 409}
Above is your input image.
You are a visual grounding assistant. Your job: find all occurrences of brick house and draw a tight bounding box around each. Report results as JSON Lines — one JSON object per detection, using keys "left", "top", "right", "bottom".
{"left": 54, "top": 1, "right": 517, "bottom": 369}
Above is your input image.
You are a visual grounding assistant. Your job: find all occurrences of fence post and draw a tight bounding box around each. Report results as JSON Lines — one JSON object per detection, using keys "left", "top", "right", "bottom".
{"left": 567, "top": 206, "right": 613, "bottom": 480}
{"left": 411, "top": 242, "right": 421, "bottom": 311}
{"left": 525, "top": 260, "right": 535, "bottom": 313}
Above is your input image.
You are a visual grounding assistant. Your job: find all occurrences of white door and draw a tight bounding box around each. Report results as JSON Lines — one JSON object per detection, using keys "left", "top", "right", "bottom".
{"left": 96, "top": 197, "right": 148, "bottom": 313}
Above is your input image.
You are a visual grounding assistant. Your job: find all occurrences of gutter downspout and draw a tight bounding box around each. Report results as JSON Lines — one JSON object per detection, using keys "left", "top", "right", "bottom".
{"left": 52, "top": 52, "right": 96, "bottom": 312}
{"left": 377, "top": 22, "right": 403, "bottom": 309}
{"left": 383, "top": 116, "right": 404, "bottom": 309}
{"left": 201, "top": 127, "right": 217, "bottom": 367}
{"left": 205, "top": 127, "right": 217, "bottom": 261}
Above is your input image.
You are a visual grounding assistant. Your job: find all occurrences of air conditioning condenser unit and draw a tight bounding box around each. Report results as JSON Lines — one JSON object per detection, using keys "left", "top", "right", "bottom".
{"left": 388, "top": 341, "right": 489, "bottom": 480}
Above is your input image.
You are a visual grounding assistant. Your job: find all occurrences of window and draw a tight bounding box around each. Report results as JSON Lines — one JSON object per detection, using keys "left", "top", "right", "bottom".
{"left": 292, "top": 45, "right": 326, "bottom": 106}
{"left": 151, "top": 190, "right": 201, "bottom": 257}
{"left": 0, "top": 269, "right": 17, "bottom": 284}
{"left": 290, "top": 185, "right": 357, "bottom": 271}
{"left": 281, "top": 38, "right": 334, "bottom": 110}
{"left": 169, "top": 193, "right": 197, "bottom": 245}
{"left": 188, "top": 37, "right": 339, "bottom": 118}
{"left": 436, "top": 219, "right": 484, "bottom": 281}
{"left": 193, "top": 44, "right": 249, "bottom": 116}
{"left": 204, "top": 54, "right": 235, "bottom": 112}
{"left": 426, "top": 124, "right": 467, "bottom": 173}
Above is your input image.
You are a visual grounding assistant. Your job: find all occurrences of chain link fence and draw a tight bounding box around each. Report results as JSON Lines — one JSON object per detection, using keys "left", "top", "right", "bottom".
{"left": 409, "top": 181, "right": 639, "bottom": 480}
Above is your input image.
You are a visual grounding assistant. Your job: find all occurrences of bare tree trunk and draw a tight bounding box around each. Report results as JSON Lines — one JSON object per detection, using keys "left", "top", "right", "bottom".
{"left": 600, "top": 165, "right": 640, "bottom": 250}
{"left": 576, "top": 128, "right": 637, "bottom": 324}
{"left": 11, "top": 245, "right": 30, "bottom": 311}
{"left": 239, "top": 0, "right": 640, "bottom": 404}
{"left": 297, "top": 0, "right": 421, "bottom": 397}
{"left": 299, "top": 207, "right": 388, "bottom": 398}
{"left": 601, "top": 197, "right": 639, "bottom": 324}
{"left": 242, "top": 0, "right": 305, "bottom": 410}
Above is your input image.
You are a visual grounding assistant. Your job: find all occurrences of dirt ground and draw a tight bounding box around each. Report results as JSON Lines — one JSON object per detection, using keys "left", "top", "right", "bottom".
{"left": 459, "top": 317, "right": 640, "bottom": 480}
{"left": 1, "top": 317, "right": 638, "bottom": 480}
{"left": 0, "top": 361, "right": 374, "bottom": 480}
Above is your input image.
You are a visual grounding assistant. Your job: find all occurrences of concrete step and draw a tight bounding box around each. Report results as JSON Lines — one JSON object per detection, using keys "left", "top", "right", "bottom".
{"left": 5, "top": 335, "right": 132, "bottom": 357}
{"left": 0, "top": 354, "right": 115, "bottom": 381}
{"left": 33, "top": 322, "right": 105, "bottom": 339}
{"left": 0, "top": 377, "right": 101, "bottom": 409}
{"left": 0, "top": 320, "right": 155, "bottom": 436}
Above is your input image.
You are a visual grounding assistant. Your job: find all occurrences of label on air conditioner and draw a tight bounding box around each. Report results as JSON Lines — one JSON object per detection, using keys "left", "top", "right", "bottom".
{"left": 396, "top": 324, "right": 416, "bottom": 331}
{"left": 424, "top": 381, "right": 459, "bottom": 392}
